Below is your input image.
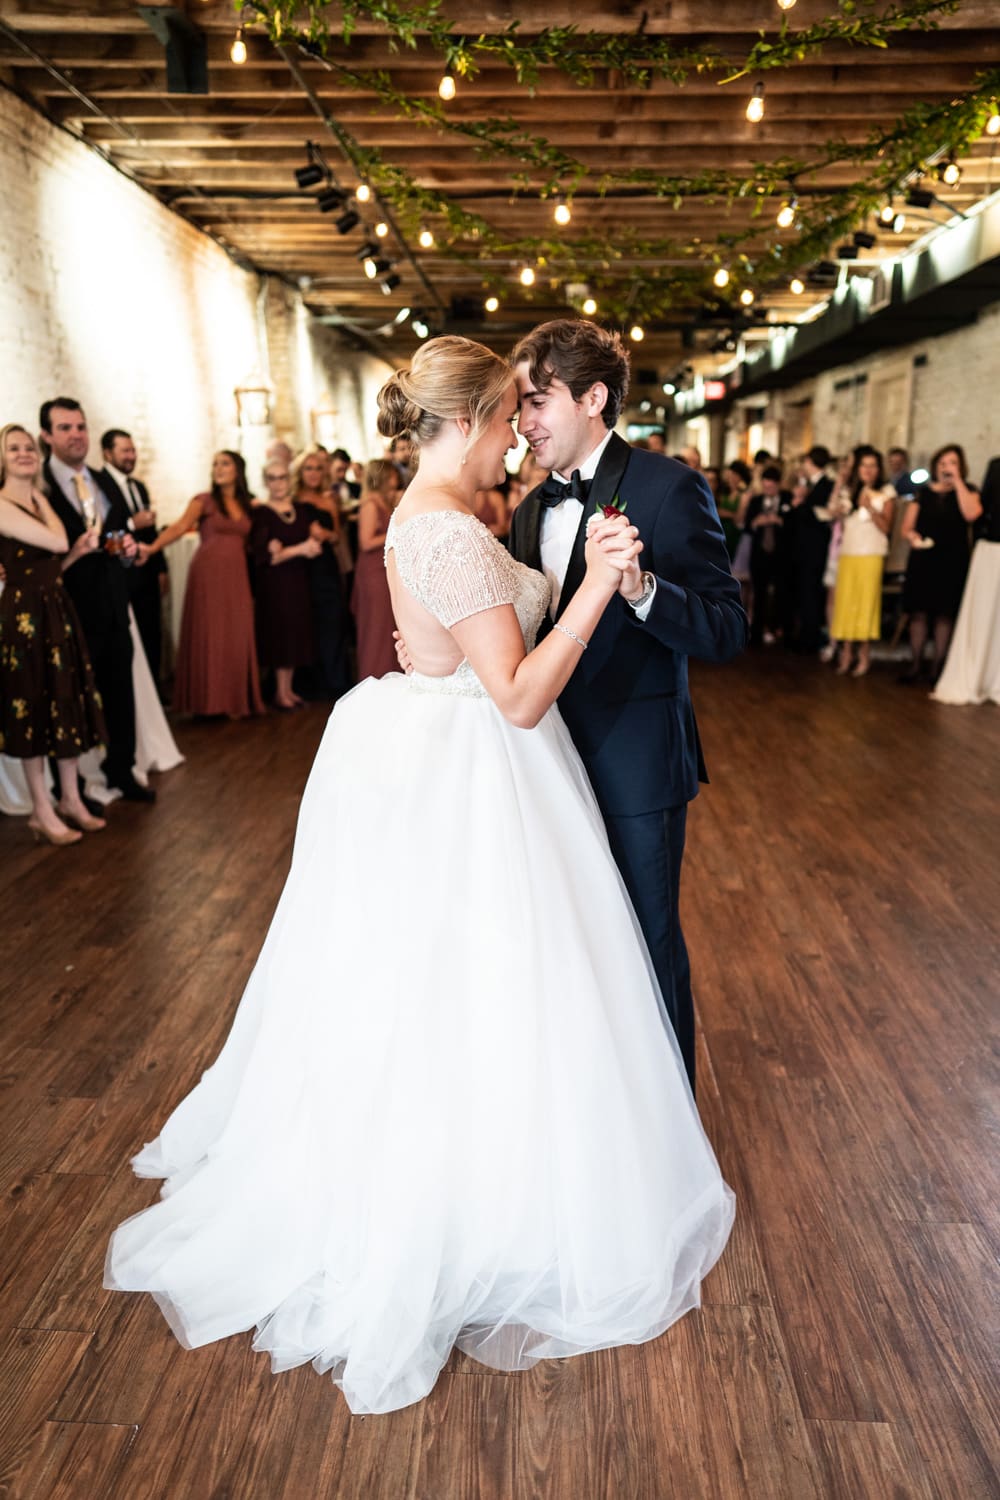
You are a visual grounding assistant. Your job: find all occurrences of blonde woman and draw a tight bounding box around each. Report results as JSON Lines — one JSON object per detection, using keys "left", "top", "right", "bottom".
{"left": 292, "top": 446, "right": 352, "bottom": 698}
{"left": 350, "top": 458, "right": 403, "bottom": 679}
{"left": 0, "top": 424, "right": 106, "bottom": 843}
{"left": 106, "top": 335, "right": 732, "bottom": 1416}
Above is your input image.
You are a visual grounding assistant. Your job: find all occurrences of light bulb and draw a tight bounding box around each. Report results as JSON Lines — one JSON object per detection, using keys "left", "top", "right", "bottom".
{"left": 713, "top": 266, "right": 730, "bottom": 289}
{"left": 789, "top": 277, "right": 804, "bottom": 295}
{"left": 375, "top": 221, "right": 389, "bottom": 238}
{"left": 418, "top": 229, "right": 435, "bottom": 249}
{"left": 438, "top": 71, "right": 456, "bottom": 102}
{"left": 941, "top": 158, "right": 961, "bottom": 186}
{"left": 484, "top": 295, "right": 499, "bottom": 313}
{"left": 356, "top": 182, "right": 372, "bottom": 204}
{"left": 629, "top": 325, "right": 644, "bottom": 342}
{"left": 412, "top": 318, "right": 429, "bottom": 339}
{"left": 363, "top": 257, "right": 377, "bottom": 279}
{"left": 777, "top": 0, "right": 797, "bottom": 9}
{"left": 776, "top": 200, "right": 796, "bottom": 229}
{"left": 519, "top": 266, "right": 536, "bottom": 287}
{"left": 554, "top": 198, "right": 571, "bottom": 226}
{"left": 662, "top": 382, "right": 676, "bottom": 395}
{"left": 892, "top": 213, "right": 906, "bottom": 233}
{"left": 740, "top": 288, "right": 755, "bottom": 306}
{"left": 582, "top": 297, "right": 598, "bottom": 316}
{"left": 879, "top": 202, "right": 896, "bottom": 224}
{"left": 230, "top": 27, "right": 247, "bottom": 64}
{"left": 746, "top": 83, "right": 765, "bottom": 124}
{"left": 987, "top": 111, "right": 1000, "bottom": 137}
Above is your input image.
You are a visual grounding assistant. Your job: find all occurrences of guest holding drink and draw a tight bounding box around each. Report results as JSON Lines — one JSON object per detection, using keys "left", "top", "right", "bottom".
{"left": 251, "top": 461, "right": 322, "bottom": 710}
{"left": 827, "top": 446, "right": 896, "bottom": 677}
{"left": 0, "top": 424, "right": 107, "bottom": 844}
{"left": 138, "top": 451, "right": 263, "bottom": 717}
{"left": 292, "top": 447, "right": 352, "bottom": 700}
{"left": 351, "top": 459, "right": 403, "bottom": 680}
{"left": 899, "top": 444, "right": 982, "bottom": 684}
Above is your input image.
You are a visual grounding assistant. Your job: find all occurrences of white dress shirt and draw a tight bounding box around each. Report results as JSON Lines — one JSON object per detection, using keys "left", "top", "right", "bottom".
{"left": 104, "top": 462, "right": 145, "bottom": 527}
{"left": 539, "top": 429, "right": 655, "bottom": 621}
{"left": 49, "top": 454, "right": 109, "bottom": 525}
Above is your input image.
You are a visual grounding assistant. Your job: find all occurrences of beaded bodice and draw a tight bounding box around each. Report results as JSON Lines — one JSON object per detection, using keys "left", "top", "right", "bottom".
{"left": 386, "top": 511, "right": 550, "bottom": 699}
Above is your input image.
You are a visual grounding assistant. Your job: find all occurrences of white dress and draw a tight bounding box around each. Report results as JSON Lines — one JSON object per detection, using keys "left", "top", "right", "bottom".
{"left": 105, "top": 512, "right": 734, "bottom": 1415}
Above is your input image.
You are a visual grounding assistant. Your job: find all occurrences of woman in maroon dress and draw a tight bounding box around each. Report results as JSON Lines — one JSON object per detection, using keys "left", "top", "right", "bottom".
{"left": 139, "top": 451, "right": 263, "bottom": 717}
{"left": 251, "top": 461, "right": 321, "bottom": 710}
{"left": 351, "top": 460, "right": 403, "bottom": 680}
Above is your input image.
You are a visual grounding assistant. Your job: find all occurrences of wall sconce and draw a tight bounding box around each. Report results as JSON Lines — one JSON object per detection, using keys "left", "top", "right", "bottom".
{"left": 310, "top": 392, "right": 339, "bottom": 447}
{"left": 234, "top": 370, "right": 274, "bottom": 427}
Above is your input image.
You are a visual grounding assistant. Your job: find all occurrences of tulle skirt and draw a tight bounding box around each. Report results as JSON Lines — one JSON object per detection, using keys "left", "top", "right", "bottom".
{"left": 105, "top": 672, "right": 734, "bottom": 1414}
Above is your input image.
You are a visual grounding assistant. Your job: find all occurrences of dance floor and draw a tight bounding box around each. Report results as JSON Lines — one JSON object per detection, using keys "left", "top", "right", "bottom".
{"left": 1, "top": 653, "right": 997, "bottom": 1499}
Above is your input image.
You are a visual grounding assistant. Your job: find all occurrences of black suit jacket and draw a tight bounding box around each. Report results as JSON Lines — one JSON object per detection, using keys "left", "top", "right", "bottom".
{"left": 43, "top": 461, "right": 132, "bottom": 637}
{"left": 790, "top": 473, "right": 834, "bottom": 569}
{"left": 101, "top": 470, "right": 167, "bottom": 586}
{"left": 509, "top": 433, "right": 747, "bottom": 816}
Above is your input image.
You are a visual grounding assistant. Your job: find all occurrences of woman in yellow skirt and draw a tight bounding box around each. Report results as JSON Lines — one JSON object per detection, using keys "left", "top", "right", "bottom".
{"left": 829, "top": 446, "right": 896, "bottom": 677}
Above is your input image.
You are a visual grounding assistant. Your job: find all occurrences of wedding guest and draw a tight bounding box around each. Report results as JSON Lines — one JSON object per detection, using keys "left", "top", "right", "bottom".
{"left": 0, "top": 423, "right": 106, "bottom": 844}
{"left": 292, "top": 447, "right": 352, "bottom": 699}
{"left": 827, "top": 446, "right": 896, "bottom": 677}
{"left": 785, "top": 444, "right": 834, "bottom": 653}
{"left": 899, "top": 444, "right": 982, "bottom": 683}
{"left": 473, "top": 484, "right": 508, "bottom": 537}
{"left": 39, "top": 398, "right": 150, "bottom": 801}
{"left": 101, "top": 428, "right": 168, "bottom": 692}
{"left": 887, "top": 446, "right": 916, "bottom": 501}
{"left": 251, "top": 460, "right": 322, "bottom": 710}
{"left": 265, "top": 440, "right": 294, "bottom": 469}
{"left": 388, "top": 434, "right": 414, "bottom": 488}
{"left": 719, "top": 459, "right": 751, "bottom": 560}
{"left": 351, "top": 459, "right": 403, "bottom": 680}
{"left": 679, "top": 445, "right": 702, "bottom": 470}
{"left": 646, "top": 431, "right": 666, "bottom": 455}
{"left": 745, "top": 464, "right": 791, "bottom": 645}
{"left": 139, "top": 451, "right": 263, "bottom": 717}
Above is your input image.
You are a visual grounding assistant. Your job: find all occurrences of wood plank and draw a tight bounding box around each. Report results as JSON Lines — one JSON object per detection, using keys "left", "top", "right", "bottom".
{"left": 6, "top": 1419, "right": 137, "bottom": 1500}
{"left": 0, "top": 1329, "right": 92, "bottom": 1495}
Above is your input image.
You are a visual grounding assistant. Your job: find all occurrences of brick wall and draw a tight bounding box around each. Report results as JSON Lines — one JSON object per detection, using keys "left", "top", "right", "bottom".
{"left": 0, "top": 89, "right": 393, "bottom": 520}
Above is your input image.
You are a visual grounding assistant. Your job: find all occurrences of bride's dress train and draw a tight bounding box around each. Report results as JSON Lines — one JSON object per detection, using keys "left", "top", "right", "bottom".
{"left": 105, "top": 512, "right": 734, "bottom": 1414}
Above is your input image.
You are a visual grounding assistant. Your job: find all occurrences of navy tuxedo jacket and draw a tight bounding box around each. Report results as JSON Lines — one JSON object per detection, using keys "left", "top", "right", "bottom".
{"left": 101, "top": 470, "right": 167, "bottom": 584}
{"left": 43, "top": 461, "right": 133, "bottom": 636}
{"left": 508, "top": 432, "right": 747, "bottom": 817}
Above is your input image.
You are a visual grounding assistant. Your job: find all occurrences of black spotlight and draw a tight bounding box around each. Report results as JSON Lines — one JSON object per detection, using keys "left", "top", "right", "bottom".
{"left": 356, "top": 241, "right": 379, "bottom": 262}
{"left": 295, "top": 162, "right": 324, "bottom": 190}
{"left": 853, "top": 230, "right": 877, "bottom": 249}
{"left": 837, "top": 241, "right": 858, "bottom": 260}
{"left": 317, "top": 186, "right": 346, "bottom": 214}
{"left": 381, "top": 273, "right": 402, "bottom": 294}
{"left": 906, "top": 186, "right": 935, "bottom": 209}
{"left": 335, "top": 209, "right": 361, "bottom": 235}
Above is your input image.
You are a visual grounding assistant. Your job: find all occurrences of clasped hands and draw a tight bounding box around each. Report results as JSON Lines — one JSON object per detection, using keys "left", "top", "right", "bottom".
{"left": 584, "top": 512, "right": 645, "bottom": 601}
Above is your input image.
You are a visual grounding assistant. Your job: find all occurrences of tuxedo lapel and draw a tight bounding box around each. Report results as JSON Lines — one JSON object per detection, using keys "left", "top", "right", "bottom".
{"left": 555, "top": 432, "right": 632, "bottom": 620}
{"left": 515, "top": 489, "right": 544, "bottom": 572}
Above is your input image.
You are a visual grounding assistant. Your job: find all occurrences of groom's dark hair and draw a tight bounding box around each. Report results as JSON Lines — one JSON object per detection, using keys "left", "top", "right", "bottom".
{"left": 510, "top": 320, "right": 630, "bottom": 429}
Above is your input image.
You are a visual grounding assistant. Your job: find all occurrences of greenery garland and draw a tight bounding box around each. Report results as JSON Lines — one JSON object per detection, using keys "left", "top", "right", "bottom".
{"left": 236, "top": 0, "right": 998, "bottom": 324}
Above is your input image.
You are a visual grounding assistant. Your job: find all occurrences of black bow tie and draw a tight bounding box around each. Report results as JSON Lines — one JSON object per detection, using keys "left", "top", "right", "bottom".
{"left": 538, "top": 469, "right": 590, "bottom": 508}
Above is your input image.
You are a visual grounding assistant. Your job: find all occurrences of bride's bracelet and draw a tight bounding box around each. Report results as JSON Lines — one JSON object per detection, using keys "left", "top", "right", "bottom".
{"left": 553, "top": 622, "right": 588, "bottom": 650}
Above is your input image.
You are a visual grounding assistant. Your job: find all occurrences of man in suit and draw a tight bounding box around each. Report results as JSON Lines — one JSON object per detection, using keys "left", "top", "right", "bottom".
{"left": 101, "top": 428, "right": 168, "bottom": 695}
{"left": 509, "top": 320, "right": 747, "bottom": 1091}
{"left": 786, "top": 444, "right": 834, "bottom": 653}
{"left": 40, "top": 397, "right": 154, "bottom": 802}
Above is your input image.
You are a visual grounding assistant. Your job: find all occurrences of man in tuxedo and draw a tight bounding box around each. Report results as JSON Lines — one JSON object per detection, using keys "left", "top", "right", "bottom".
{"left": 101, "top": 428, "right": 167, "bottom": 694}
{"left": 786, "top": 444, "right": 834, "bottom": 653}
{"left": 40, "top": 397, "right": 154, "bottom": 802}
{"left": 509, "top": 320, "right": 747, "bottom": 1091}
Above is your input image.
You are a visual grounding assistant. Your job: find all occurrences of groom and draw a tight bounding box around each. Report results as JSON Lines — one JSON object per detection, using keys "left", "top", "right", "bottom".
{"left": 509, "top": 320, "right": 747, "bottom": 1091}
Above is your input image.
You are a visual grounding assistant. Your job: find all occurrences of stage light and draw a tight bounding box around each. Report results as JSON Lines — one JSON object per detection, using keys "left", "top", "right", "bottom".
{"left": 485, "top": 295, "right": 500, "bottom": 312}
{"left": 776, "top": 199, "right": 797, "bottom": 229}
{"left": 892, "top": 213, "right": 906, "bottom": 233}
{"left": 940, "top": 156, "right": 961, "bottom": 187}
{"left": 375, "top": 221, "right": 389, "bottom": 238}
{"left": 393, "top": 306, "right": 411, "bottom": 324}
{"left": 412, "top": 317, "right": 429, "bottom": 338}
{"left": 230, "top": 27, "right": 247, "bottom": 64}
{"left": 879, "top": 201, "right": 896, "bottom": 225}
{"left": 629, "top": 325, "right": 644, "bottom": 342}
{"left": 582, "top": 297, "right": 598, "bottom": 316}
{"left": 381, "top": 273, "right": 402, "bottom": 294}
{"left": 357, "top": 241, "right": 379, "bottom": 263}
{"left": 438, "top": 70, "right": 456, "bottom": 102}
{"left": 853, "top": 230, "right": 876, "bottom": 249}
{"left": 906, "top": 185, "right": 934, "bottom": 209}
{"left": 519, "top": 266, "right": 535, "bottom": 287}
{"left": 554, "top": 195, "right": 572, "bottom": 226}
{"left": 746, "top": 83, "right": 765, "bottom": 124}
{"left": 316, "top": 186, "right": 346, "bottom": 213}
{"left": 837, "top": 241, "right": 858, "bottom": 259}
{"left": 739, "top": 288, "right": 755, "bottom": 306}
{"left": 418, "top": 229, "right": 435, "bottom": 249}
{"left": 295, "top": 154, "right": 325, "bottom": 191}
{"left": 363, "top": 256, "right": 378, "bottom": 279}
{"left": 335, "top": 209, "right": 360, "bottom": 235}
{"left": 662, "top": 381, "right": 676, "bottom": 395}
{"left": 713, "top": 266, "right": 730, "bottom": 289}
{"left": 789, "top": 277, "right": 804, "bottom": 295}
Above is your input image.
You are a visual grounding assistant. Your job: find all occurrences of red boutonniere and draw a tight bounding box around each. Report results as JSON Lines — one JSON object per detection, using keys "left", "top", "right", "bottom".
{"left": 588, "top": 494, "right": 628, "bottom": 529}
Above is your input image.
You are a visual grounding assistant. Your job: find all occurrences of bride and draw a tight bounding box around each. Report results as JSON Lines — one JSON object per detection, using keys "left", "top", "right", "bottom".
{"left": 105, "top": 336, "right": 734, "bottom": 1415}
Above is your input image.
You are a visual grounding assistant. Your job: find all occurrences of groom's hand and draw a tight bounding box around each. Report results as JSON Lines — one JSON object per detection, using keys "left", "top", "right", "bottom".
{"left": 393, "top": 630, "right": 414, "bottom": 674}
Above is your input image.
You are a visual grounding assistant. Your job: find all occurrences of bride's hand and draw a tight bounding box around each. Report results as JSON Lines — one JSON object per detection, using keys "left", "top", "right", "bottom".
{"left": 584, "top": 516, "right": 642, "bottom": 591}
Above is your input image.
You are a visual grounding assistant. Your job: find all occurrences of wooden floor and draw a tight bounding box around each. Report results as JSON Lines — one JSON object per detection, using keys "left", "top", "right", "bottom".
{"left": 0, "top": 655, "right": 998, "bottom": 1500}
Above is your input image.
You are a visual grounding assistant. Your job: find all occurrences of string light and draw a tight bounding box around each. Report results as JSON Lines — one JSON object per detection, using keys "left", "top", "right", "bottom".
{"left": 582, "top": 297, "right": 598, "bottom": 316}
{"left": 438, "top": 70, "right": 456, "bottom": 102}
{"left": 418, "top": 229, "right": 435, "bottom": 249}
{"left": 485, "top": 295, "right": 500, "bottom": 313}
{"left": 777, "top": 0, "right": 797, "bottom": 9}
{"left": 713, "top": 266, "right": 730, "bottom": 289}
{"left": 739, "top": 288, "right": 755, "bottom": 307}
{"left": 776, "top": 199, "right": 797, "bottom": 229}
{"left": 412, "top": 317, "right": 429, "bottom": 339}
{"left": 892, "top": 212, "right": 906, "bottom": 233}
{"left": 355, "top": 182, "right": 372, "bottom": 204}
{"left": 746, "top": 82, "right": 765, "bottom": 124}
{"left": 553, "top": 195, "right": 572, "bottom": 226}
{"left": 629, "top": 325, "right": 644, "bottom": 342}
{"left": 987, "top": 108, "right": 1000, "bottom": 137}
{"left": 519, "top": 265, "right": 536, "bottom": 287}
{"left": 230, "top": 27, "right": 247, "bottom": 64}
{"left": 662, "top": 382, "right": 676, "bottom": 396}
{"left": 940, "top": 155, "right": 962, "bottom": 186}
{"left": 789, "top": 277, "right": 805, "bottom": 295}
{"left": 375, "top": 221, "right": 389, "bottom": 238}
{"left": 879, "top": 201, "right": 896, "bottom": 224}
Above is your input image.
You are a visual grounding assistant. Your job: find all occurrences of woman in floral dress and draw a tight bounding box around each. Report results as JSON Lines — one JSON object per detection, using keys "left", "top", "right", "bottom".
{"left": 0, "top": 423, "right": 107, "bottom": 845}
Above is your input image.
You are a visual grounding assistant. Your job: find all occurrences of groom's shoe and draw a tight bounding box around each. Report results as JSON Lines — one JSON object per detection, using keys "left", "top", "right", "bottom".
{"left": 109, "top": 775, "right": 156, "bottom": 803}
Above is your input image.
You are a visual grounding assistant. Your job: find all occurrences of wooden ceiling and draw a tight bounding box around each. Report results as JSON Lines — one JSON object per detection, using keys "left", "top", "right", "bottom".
{"left": 2, "top": 0, "right": 999, "bottom": 378}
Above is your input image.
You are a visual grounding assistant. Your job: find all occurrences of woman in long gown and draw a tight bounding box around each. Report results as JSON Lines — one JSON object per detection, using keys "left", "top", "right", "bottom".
{"left": 106, "top": 337, "right": 734, "bottom": 1416}
{"left": 139, "top": 452, "right": 264, "bottom": 717}
{"left": 350, "top": 459, "right": 403, "bottom": 679}
{"left": 250, "top": 460, "right": 321, "bottom": 710}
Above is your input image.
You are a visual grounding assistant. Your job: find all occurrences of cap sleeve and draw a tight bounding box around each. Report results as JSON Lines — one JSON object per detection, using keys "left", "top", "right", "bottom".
{"left": 394, "top": 513, "right": 520, "bottom": 629}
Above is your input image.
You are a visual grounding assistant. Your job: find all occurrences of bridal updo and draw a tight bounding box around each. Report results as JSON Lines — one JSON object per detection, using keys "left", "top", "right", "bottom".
{"left": 377, "top": 336, "right": 512, "bottom": 455}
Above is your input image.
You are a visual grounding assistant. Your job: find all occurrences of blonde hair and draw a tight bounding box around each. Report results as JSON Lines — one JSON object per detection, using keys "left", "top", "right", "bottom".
{"left": 363, "top": 459, "right": 403, "bottom": 511}
{"left": 290, "top": 444, "right": 330, "bottom": 499}
{"left": 376, "top": 335, "right": 512, "bottom": 456}
{"left": 0, "top": 423, "right": 38, "bottom": 487}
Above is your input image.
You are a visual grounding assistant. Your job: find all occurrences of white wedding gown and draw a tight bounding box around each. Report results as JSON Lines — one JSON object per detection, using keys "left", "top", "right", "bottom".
{"left": 105, "top": 512, "right": 734, "bottom": 1415}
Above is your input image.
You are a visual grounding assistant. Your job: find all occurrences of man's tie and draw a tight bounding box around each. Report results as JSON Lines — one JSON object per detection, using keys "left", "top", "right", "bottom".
{"left": 72, "top": 472, "right": 95, "bottom": 525}
{"left": 537, "top": 469, "right": 591, "bottom": 508}
{"left": 127, "top": 478, "right": 142, "bottom": 515}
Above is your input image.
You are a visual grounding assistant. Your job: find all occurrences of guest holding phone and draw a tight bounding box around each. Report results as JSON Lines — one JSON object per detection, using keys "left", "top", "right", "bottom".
{"left": 900, "top": 444, "right": 982, "bottom": 683}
